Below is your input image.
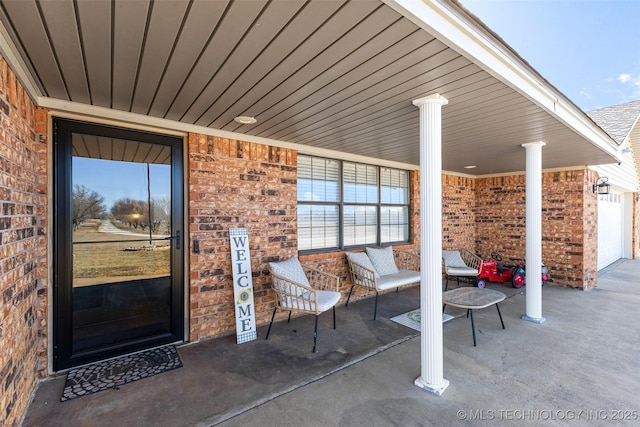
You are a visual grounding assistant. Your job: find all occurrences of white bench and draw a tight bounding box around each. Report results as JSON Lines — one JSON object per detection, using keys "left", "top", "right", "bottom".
{"left": 345, "top": 246, "right": 420, "bottom": 320}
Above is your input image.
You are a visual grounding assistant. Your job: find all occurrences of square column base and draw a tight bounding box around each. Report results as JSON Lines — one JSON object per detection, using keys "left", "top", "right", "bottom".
{"left": 414, "top": 377, "right": 449, "bottom": 396}
{"left": 521, "top": 315, "right": 546, "bottom": 324}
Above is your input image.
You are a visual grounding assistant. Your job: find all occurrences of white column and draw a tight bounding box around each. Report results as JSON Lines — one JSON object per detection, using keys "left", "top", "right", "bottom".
{"left": 521, "top": 141, "right": 546, "bottom": 324}
{"left": 413, "top": 93, "right": 449, "bottom": 395}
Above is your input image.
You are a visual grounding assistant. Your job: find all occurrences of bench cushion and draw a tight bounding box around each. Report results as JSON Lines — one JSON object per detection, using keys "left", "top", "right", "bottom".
{"left": 376, "top": 269, "right": 421, "bottom": 290}
{"left": 366, "top": 246, "right": 399, "bottom": 276}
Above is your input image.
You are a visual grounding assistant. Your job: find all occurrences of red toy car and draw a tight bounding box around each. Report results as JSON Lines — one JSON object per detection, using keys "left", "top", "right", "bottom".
{"left": 476, "top": 252, "right": 548, "bottom": 288}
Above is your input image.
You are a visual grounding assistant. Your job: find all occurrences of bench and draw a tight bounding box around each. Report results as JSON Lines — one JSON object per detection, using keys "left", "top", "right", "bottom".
{"left": 345, "top": 246, "right": 420, "bottom": 320}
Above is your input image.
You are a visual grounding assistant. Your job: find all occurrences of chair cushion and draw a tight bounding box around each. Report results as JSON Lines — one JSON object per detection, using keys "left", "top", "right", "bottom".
{"left": 287, "top": 290, "right": 340, "bottom": 312}
{"left": 315, "top": 290, "right": 341, "bottom": 312}
{"left": 268, "top": 256, "right": 310, "bottom": 288}
{"left": 376, "top": 269, "right": 421, "bottom": 290}
{"left": 345, "top": 251, "right": 380, "bottom": 278}
{"left": 442, "top": 250, "right": 467, "bottom": 268}
{"left": 366, "top": 246, "right": 399, "bottom": 276}
{"left": 446, "top": 266, "right": 478, "bottom": 276}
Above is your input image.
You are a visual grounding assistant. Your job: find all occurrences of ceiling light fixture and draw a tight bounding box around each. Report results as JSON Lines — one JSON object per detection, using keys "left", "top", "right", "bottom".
{"left": 463, "top": 165, "right": 477, "bottom": 169}
{"left": 234, "top": 116, "right": 257, "bottom": 124}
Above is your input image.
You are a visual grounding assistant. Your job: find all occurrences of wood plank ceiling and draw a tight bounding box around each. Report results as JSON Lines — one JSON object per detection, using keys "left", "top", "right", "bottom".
{"left": 72, "top": 134, "right": 172, "bottom": 165}
{"left": 0, "top": 0, "right": 619, "bottom": 174}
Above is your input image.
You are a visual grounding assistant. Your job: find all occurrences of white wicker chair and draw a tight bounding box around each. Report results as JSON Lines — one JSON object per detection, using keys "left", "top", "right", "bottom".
{"left": 442, "top": 249, "right": 483, "bottom": 290}
{"left": 267, "top": 257, "right": 340, "bottom": 352}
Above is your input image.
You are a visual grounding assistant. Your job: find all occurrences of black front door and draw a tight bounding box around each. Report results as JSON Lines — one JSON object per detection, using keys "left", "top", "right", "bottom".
{"left": 53, "top": 119, "right": 184, "bottom": 370}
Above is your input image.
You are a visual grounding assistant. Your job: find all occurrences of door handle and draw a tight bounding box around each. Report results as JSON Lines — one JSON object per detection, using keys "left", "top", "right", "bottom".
{"left": 165, "top": 230, "right": 181, "bottom": 249}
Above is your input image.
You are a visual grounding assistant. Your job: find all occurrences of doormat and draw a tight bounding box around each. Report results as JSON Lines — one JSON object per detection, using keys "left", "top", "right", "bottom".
{"left": 390, "top": 309, "right": 454, "bottom": 332}
{"left": 61, "top": 345, "right": 182, "bottom": 402}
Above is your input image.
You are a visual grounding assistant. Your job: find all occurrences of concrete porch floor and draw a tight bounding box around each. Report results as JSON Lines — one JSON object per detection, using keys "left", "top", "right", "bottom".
{"left": 23, "top": 260, "right": 640, "bottom": 426}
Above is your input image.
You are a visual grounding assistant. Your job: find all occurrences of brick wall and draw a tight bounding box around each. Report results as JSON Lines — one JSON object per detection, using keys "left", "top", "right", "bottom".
{"left": 543, "top": 170, "right": 598, "bottom": 289}
{"left": 475, "top": 170, "right": 597, "bottom": 289}
{"left": 581, "top": 169, "right": 599, "bottom": 289}
{"left": 442, "top": 174, "right": 476, "bottom": 251}
{"left": 0, "top": 57, "right": 48, "bottom": 427}
{"left": 188, "top": 134, "right": 301, "bottom": 340}
{"left": 475, "top": 174, "right": 526, "bottom": 261}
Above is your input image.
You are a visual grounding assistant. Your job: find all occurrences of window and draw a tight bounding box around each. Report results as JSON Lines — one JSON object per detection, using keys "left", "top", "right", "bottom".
{"left": 380, "top": 167, "right": 410, "bottom": 243}
{"left": 297, "top": 156, "right": 340, "bottom": 250}
{"left": 297, "top": 155, "right": 410, "bottom": 252}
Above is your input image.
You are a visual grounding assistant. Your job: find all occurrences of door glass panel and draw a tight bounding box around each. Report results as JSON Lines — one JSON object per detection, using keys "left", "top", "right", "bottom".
{"left": 71, "top": 136, "right": 173, "bottom": 355}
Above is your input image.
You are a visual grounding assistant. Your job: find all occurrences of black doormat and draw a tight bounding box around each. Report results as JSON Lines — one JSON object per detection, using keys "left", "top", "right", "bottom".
{"left": 61, "top": 345, "right": 182, "bottom": 401}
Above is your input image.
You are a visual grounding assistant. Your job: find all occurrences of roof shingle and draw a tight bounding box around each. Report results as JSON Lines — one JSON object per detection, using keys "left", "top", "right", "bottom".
{"left": 588, "top": 99, "right": 640, "bottom": 144}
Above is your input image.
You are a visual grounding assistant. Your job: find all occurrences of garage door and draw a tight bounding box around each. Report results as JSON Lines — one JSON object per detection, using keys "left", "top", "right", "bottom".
{"left": 597, "top": 192, "right": 623, "bottom": 270}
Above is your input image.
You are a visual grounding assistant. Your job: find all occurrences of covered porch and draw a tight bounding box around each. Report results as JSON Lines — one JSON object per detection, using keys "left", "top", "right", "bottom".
{"left": 23, "top": 259, "right": 640, "bottom": 426}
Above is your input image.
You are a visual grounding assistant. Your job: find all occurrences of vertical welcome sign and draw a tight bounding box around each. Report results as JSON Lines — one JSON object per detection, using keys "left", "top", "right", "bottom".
{"left": 229, "top": 228, "right": 257, "bottom": 344}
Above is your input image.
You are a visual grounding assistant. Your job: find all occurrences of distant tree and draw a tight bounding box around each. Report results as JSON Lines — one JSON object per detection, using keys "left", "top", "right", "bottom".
{"left": 151, "top": 196, "right": 171, "bottom": 233}
{"left": 111, "top": 196, "right": 171, "bottom": 233}
{"left": 111, "top": 198, "right": 146, "bottom": 228}
{"left": 72, "top": 185, "right": 106, "bottom": 230}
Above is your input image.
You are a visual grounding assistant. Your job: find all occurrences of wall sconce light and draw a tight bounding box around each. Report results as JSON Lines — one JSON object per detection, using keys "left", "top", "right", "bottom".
{"left": 593, "top": 177, "right": 610, "bottom": 195}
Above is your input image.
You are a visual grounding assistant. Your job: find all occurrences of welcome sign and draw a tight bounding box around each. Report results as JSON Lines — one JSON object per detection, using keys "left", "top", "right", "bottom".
{"left": 229, "top": 228, "right": 257, "bottom": 344}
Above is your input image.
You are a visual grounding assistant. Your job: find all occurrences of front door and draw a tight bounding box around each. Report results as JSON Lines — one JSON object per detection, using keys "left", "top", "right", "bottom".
{"left": 53, "top": 119, "right": 184, "bottom": 370}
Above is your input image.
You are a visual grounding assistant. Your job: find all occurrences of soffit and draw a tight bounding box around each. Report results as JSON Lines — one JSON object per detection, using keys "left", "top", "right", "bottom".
{"left": 0, "top": 0, "right": 619, "bottom": 174}
{"left": 72, "top": 134, "right": 171, "bottom": 165}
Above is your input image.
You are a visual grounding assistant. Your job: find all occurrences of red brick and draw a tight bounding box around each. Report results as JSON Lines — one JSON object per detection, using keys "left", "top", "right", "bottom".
{"left": 0, "top": 55, "right": 47, "bottom": 427}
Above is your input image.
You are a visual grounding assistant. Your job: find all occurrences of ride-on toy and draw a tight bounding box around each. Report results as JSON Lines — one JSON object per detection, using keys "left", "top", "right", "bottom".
{"left": 476, "top": 252, "right": 548, "bottom": 288}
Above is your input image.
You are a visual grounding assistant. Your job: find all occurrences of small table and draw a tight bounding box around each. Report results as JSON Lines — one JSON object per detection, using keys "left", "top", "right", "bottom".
{"left": 443, "top": 287, "right": 506, "bottom": 346}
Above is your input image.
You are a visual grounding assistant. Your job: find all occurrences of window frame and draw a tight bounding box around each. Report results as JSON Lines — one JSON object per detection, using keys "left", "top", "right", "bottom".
{"left": 297, "top": 155, "right": 411, "bottom": 254}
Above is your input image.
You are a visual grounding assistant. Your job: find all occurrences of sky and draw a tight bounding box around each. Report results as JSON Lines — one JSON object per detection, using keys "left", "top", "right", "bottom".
{"left": 462, "top": 0, "right": 640, "bottom": 112}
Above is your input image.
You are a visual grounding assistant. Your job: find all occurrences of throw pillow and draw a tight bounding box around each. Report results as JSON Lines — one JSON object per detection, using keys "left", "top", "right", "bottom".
{"left": 442, "top": 250, "right": 467, "bottom": 268}
{"left": 366, "top": 246, "right": 399, "bottom": 276}
{"left": 268, "top": 256, "right": 310, "bottom": 288}
{"left": 345, "top": 251, "right": 380, "bottom": 278}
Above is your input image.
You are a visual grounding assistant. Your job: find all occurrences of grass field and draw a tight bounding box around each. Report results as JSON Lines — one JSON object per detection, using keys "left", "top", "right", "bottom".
{"left": 73, "top": 219, "right": 170, "bottom": 287}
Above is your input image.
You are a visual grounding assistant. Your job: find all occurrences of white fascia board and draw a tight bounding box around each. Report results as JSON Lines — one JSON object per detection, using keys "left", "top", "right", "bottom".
{"left": 0, "top": 22, "right": 43, "bottom": 101}
{"left": 41, "top": 97, "right": 419, "bottom": 171}
{"left": 383, "top": 0, "right": 622, "bottom": 163}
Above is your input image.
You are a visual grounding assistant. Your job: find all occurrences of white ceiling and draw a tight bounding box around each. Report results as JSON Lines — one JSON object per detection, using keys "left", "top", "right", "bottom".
{"left": 0, "top": 0, "right": 621, "bottom": 175}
